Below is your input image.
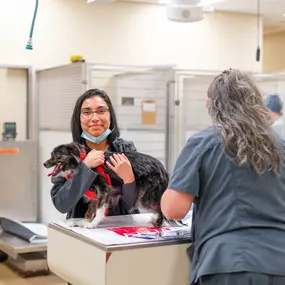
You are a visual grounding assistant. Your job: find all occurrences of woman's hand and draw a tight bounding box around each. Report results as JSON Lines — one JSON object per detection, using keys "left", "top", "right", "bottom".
{"left": 106, "top": 154, "right": 135, "bottom": 184}
{"left": 83, "top": 149, "right": 105, "bottom": 169}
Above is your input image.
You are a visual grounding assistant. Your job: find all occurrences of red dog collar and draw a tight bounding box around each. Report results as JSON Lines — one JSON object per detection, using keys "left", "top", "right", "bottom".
{"left": 79, "top": 145, "right": 87, "bottom": 161}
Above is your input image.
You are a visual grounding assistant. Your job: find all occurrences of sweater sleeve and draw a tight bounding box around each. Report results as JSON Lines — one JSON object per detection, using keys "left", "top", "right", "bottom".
{"left": 109, "top": 138, "right": 139, "bottom": 211}
{"left": 50, "top": 162, "right": 97, "bottom": 213}
{"left": 121, "top": 181, "right": 138, "bottom": 210}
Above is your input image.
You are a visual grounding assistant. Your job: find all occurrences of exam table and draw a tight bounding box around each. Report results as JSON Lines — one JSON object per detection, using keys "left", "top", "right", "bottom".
{"left": 48, "top": 214, "right": 192, "bottom": 285}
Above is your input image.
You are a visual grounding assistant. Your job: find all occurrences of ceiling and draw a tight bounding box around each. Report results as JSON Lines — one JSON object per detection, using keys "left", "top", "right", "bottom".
{"left": 123, "top": 0, "right": 285, "bottom": 34}
{"left": 214, "top": 0, "right": 285, "bottom": 34}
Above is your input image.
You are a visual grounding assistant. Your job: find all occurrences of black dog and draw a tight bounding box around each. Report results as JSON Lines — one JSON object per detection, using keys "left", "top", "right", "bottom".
{"left": 43, "top": 142, "right": 169, "bottom": 228}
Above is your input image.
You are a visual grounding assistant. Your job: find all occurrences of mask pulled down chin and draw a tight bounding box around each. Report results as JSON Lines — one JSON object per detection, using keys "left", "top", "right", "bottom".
{"left": 81, "top": 129, "right": 113, "bottom": 144}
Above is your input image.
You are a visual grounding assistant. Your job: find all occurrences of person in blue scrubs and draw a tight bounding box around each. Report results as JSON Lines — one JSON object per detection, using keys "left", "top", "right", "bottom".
{"left": 265, "top": 94, "right": 284, "bottom": 137}
{"left": 161, "top": 69, "right": 285, "bottom": 285}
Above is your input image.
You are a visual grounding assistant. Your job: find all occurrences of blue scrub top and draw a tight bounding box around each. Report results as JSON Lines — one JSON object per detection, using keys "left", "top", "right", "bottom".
{"left": 169, "top": 126, "right": 285, "bottom": 283}
{"left": 272, "top": 116, "right": 284, "bottom": 137}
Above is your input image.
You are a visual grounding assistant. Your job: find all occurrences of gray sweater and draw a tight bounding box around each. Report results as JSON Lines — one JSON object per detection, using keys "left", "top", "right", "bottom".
{"left": 50, "top": 138, "right": 139, "bottom": 219}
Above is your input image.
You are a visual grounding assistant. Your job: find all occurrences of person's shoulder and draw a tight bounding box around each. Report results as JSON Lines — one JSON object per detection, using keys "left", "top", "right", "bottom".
{"left": 186, "top": 126, "right": 219, "bottom": 151}
{"left": 110, "top": 137, "right": 137, "bottom": 152}
{"left": 277, "top": 136, "right": 285, "bottom": 150}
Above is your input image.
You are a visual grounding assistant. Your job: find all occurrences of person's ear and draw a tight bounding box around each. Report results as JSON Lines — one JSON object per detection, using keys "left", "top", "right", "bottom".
{"left": 206, "top": 98, "right": 211, "bottom": 108}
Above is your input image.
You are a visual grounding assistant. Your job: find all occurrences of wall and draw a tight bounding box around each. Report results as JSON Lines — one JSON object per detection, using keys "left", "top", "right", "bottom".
{"left": 40, "top": 131, "right": 72, "bottom": 223}
{"left": 0, "top": 68, "right": 27, "bottom": 141}
{"left": 1, "top": 0, "right": 264, "bottom": 224}
{"left": 1, "top": 0, "right": 262, "bottom": 72}
{"left": 263, "top": 31, "right": 285, "bottom": 73}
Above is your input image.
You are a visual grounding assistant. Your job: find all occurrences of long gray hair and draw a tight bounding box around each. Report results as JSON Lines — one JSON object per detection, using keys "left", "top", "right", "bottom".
{"left": 208, "top": 69, "right": 282, "bottom": 175}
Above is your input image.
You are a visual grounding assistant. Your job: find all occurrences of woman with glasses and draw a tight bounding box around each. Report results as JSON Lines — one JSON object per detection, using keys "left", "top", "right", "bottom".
{"left": 50, "top": 88, "right": 138, "bottom": 224}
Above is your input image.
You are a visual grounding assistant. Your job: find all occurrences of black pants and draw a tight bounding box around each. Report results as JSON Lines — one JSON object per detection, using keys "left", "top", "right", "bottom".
{"left": 199, "top": 272, "right": 285, "bottom": 285}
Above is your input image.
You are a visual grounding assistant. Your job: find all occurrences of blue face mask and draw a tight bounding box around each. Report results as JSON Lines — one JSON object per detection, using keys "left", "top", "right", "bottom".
{"left": 81, "top": 129, "right": 113, "bottom": 144}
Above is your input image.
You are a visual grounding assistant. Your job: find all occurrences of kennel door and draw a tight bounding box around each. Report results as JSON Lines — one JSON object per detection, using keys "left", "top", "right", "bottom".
{"left": 38, "top": 62, "right": 86, "bottom": 131}
{"left": 113, "top": 71, "right": 169, "bottom": 168}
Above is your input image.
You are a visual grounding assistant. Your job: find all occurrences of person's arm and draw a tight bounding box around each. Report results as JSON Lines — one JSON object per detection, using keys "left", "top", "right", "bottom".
{"left": 161, "top": 138, "right": 201, "bottom": 220}
{"left": 50, "top": 162, "right": 97, "bottom": 213}
{"left": 120, "top": 141, "right": 139, "bottom": 210}
{"left": 107, "top": 139, "right": 138, "bottom": 211}
{"left": 121, "top": 181, "right": 138, "bottom": 210}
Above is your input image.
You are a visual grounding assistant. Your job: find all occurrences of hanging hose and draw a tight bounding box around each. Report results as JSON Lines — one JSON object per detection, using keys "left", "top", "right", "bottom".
{"left": 26, "top": 0, "right": 39, "bottom": 50}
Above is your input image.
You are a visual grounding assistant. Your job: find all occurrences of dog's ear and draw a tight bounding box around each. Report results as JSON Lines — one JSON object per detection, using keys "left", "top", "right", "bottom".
{"left": 66, "top": 142, "right": 82, "bottom": 152}
{"left": 65, "top": 144, "right": 74, "bottom": 151}
{"left": 70, "top": 153, "right": 81, "bottom": 163}
{"left": 71, "top": 142, "right": 83, "bottom": 148}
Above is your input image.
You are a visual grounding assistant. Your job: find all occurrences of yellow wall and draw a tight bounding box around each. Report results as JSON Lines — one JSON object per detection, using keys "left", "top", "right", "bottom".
{"left": 263, "top": 31, "right": 285, "bottom": 73}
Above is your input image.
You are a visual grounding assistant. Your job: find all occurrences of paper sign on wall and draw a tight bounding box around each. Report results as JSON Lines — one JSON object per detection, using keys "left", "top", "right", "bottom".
{"left": 142, "top": 102, "right": 156, "bottom": 112}
{"left": 141, "top": 100, "right": 156, "bottom": 125}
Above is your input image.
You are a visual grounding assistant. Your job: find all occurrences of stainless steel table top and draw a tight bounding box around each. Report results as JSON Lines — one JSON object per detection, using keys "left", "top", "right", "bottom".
{"left": 49, "top": 222, "right": 191, "bottom": 252}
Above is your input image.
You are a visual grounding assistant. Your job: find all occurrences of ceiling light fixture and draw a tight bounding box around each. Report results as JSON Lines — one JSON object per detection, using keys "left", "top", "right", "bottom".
{"left": 166, "top": 0, "right": 224, "bottom": 22}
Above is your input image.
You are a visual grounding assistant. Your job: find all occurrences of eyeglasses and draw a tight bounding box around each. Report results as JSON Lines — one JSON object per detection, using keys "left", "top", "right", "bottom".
{"left": 80, "top": 107, "right": 109, "bottom": 119}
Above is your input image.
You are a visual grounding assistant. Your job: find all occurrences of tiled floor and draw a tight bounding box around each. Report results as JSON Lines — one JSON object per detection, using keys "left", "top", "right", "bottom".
{"left": 0, "top": 263, "right": 66, "bottom": 285}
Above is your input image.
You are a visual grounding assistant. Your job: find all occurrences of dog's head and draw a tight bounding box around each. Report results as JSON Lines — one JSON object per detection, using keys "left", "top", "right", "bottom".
{"left": 43, "top": 142, "right": 84, "bottom": 176}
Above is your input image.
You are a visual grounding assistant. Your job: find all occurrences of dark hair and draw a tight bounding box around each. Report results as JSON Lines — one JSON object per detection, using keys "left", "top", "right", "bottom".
{"left": 71, "top": 89, "right": 120, "bottom": 144}
{"left": 208, "top": 69, "right": 282, "bottom": 176}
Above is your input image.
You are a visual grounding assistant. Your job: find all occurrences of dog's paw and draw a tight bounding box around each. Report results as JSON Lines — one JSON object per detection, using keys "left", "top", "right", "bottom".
{"left": 70, "top": 223, "right": 83, "bottom": 228}
{"left": 83, "top": 222, "right": 99, "bottom": 229}
{"left": 67, "top": 221, "right": 79, "bottom": 228}
{"left": 149, "top": 218, "right": 162, "bottom": 229}
{"left": 69, "top": 220, "right": 87, "bottom": 228}
{"left": 83, "top": 223, "right": 93, "bottom": 229}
